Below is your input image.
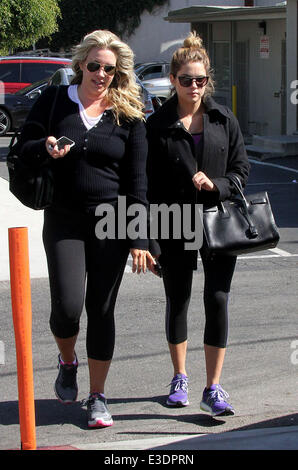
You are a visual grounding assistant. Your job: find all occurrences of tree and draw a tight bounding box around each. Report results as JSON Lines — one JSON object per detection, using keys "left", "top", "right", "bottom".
{"left": 36, "top": 0, "right": 169, "bottom": 52}
{"left": 0, "top": 0, "right": 61, "bottom": 55}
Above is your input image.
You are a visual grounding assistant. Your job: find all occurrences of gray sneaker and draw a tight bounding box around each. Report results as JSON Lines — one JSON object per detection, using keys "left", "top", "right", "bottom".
{"left": 86, "top": 392, "right": 113, "bottom": 428}
{"left": 54, "top": 354, "right": 78, "bottom": 404}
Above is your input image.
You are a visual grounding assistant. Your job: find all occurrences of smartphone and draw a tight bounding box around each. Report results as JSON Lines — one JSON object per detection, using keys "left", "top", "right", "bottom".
{"left": 49, "top": 136, "right": 75, "bottom": 151}
{"left": 154, "top": 261, "right": 163, "bottom": 278}
{"left": 56, "top": 136, "right": 75, "bottom": 150}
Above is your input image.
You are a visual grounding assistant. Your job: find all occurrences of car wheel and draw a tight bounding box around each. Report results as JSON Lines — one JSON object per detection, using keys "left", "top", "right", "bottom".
{"left": 0, "top": 108, "right": 11, "bottom": 136}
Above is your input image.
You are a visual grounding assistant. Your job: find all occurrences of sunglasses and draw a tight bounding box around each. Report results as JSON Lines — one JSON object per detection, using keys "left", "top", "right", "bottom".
{"left": 86, "top": 62, "right": 116, "bottom": 76}
{"left": 177, "top": 75, "right": 209, "bottom": 88}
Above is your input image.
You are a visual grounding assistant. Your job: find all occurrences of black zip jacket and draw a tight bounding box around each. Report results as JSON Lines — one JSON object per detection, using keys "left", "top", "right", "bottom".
{"left": 146, "top": 93, "right": 250, "bottom": 267}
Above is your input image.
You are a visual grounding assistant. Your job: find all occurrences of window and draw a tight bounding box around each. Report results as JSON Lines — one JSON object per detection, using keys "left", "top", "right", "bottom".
{"left": 140, "top": 65, "right": 163, "bottom": 80}
{"left": 21, "top": 63, "right": 67, "bottom": 83}
{"left": 50, "top": 71, "right": 63, "bottom": 86}
{"left": 0, "top": 63, "right": 20, "bottom": 82}
{"left": 213, "top": 42, "right": 230, "bottom": 90}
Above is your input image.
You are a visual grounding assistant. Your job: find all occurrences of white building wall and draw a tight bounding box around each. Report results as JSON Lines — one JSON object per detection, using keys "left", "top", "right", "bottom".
{"left": 125, "top": 0, "right": 245, "bottom": 63}
{"left": 237, "top": 19, "right": 285, "bottom": 135}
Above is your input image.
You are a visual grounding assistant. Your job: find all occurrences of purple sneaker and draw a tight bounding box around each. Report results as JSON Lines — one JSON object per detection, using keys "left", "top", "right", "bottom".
{"left": 200, "top": 384, "right": 235, "bottom": 416}
{"left": 167, "top": 373, "right": 189, "bottom": 407}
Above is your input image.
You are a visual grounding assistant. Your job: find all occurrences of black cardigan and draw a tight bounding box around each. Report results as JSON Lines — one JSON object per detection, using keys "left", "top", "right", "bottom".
{"left": 146, "top": 94, "right": 250, "bottom": 266}
{"left": 18, "top": 85, "right": 149, "bottom": 249}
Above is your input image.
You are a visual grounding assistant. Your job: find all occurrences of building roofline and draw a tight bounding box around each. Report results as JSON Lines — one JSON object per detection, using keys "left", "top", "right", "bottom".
{"left": 164, "top": 4, "right": 287, "bottom": 23}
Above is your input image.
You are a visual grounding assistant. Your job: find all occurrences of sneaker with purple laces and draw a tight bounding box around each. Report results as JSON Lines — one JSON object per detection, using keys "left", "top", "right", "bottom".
{"left": 200, "top": 384, "right": 235, "bottom": 416}
{"left": 166, "top": 373, "right": 189, "bottom": 407}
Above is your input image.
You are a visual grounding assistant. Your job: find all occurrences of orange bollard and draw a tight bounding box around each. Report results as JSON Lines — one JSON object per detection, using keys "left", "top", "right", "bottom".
{"left": 8, "top": 227, "right": 36, "bottom": 451}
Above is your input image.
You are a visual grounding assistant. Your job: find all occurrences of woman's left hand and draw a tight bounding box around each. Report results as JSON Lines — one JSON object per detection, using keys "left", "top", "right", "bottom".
{"left": 130, "top": 249, "right": 156, "bottom": 274}
{"left": 192, "top": 171, "right": 217, "bottom": 191}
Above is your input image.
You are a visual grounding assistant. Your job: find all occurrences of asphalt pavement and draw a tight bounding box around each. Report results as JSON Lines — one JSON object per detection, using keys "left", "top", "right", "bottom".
{"left": 0, "top": 137, "right": 297, "bottom": 454}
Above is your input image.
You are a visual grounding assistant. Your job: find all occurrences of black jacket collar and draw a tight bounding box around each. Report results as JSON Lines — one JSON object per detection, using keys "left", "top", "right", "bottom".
{"left": 148, "top": 93, "right": 230, "bottom": 130}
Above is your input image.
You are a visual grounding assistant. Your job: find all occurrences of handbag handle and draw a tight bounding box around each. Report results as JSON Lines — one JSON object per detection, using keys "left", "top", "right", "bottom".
{"left": 226, "top": 174, "right": 258, "bottom": 238}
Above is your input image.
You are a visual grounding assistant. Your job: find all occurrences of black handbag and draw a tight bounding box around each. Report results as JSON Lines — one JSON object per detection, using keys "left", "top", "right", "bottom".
{"left": 6, "top": 86, "right": 59, "bottom": 210}
{"left": 203, "top": 175, "right": 280, "bottom": 256}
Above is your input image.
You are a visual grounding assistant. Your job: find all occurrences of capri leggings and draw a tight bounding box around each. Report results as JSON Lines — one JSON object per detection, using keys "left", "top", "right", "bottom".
{"left": 42, "top": 208, "right": 129, "bottom": 361}
{"left": 162, "top": 249, "right": 237, "bottom": 348}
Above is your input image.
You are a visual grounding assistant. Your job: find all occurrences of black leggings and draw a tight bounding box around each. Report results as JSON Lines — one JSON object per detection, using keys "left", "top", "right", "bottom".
{"left": 162, "top": 249, "right": 237, "bottom": 348}
{"left": 43, "top": 208, "right": 129, "bottom": 361}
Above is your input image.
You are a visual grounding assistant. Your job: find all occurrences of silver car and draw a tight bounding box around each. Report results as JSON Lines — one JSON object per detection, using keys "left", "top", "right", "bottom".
{"left": 141, "top": 77, "right": 172, "bottom": 103}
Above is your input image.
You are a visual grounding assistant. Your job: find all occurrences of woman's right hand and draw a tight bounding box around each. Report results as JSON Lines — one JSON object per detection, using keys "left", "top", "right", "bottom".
{"left": 192, "top": 171, "right": 217, "bottom": 192}
{"left": 45, "top": 136, "right": 71, "bottom": 159}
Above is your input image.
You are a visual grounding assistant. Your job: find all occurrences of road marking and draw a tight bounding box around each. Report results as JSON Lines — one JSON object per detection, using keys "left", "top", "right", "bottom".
{"left": 247, "top": 182, "right": 296, "bottom": 185}
{"left": 237, "top": 254, "right": 298, "bottom": 259}
{"left": 269, "top": 247, "right": 293, "bottom": 257}
{"left": 124, "top": 248, "right": 298, "bottom": 271}
{"left": 249, "top": 159, "right": 298, "bottom": 174}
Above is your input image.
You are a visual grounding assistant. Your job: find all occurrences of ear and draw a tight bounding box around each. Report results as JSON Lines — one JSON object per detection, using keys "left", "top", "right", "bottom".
{"left": 169, "top": 74, "right": 176, "bottom": 87}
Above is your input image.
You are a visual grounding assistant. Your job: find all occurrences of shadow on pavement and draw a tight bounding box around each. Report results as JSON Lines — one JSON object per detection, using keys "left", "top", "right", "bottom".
{"left": 0, "top": 396, "right": 227, "bottom": 431}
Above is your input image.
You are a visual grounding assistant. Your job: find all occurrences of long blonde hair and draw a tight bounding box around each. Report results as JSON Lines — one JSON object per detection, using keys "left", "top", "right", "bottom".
{"left": 170, "top": 31, "right": 215, "bottom": 97}
{"left": 71, "top": 30, "right": 144, "bottom": 123}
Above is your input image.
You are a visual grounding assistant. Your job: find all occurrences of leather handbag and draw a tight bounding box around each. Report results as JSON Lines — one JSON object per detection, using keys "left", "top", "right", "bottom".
{"left": 6, "top": 86, "right": 59, "bottom": 210}
{"left": 203, "top": 174, "right": 280, "bottom": 256}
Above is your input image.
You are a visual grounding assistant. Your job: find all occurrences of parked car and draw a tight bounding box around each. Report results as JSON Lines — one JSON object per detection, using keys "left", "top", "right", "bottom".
{"left": 48, "top": 67, "right": 161, "bottom": 118}
{"left": 0, "top": 56, "right": 71, "bottom": 93}
{"left": 0, "top": 67, "right": 161, "bottom": 136}
{"left": 141, "top": 77, "right": 172, "bottom": 102}
{"left": 47, "top": 67, "right": 75, "bottom": 86}
{"left": 135, "top": 62, "right": 170, "bottom": 81}
{"left": 0, "top": 79, "right": 48, "bottom": 136}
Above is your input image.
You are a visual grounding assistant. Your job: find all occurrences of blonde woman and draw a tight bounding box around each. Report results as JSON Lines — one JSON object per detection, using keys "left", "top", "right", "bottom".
{"left": 147, "top": 32, "right": 249, "bottom": 416}
{"left": 18, "top": 30, "right": 155, "bottom": 427}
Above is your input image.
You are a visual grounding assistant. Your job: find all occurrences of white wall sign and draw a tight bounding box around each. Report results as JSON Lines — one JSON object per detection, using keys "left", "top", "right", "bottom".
{"left": 260, "top": 35, "right": 269, "bottom": 59}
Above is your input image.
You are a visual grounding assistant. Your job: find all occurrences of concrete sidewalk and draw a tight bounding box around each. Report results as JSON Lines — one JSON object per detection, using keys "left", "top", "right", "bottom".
{"left": 69, "top": 426, "right": 298, "bottom": 450}
{"left": 0, "top": 177, "right": 48, "bottom": 281}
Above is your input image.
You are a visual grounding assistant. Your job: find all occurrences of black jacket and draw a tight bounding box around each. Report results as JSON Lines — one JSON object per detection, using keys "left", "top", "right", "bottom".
{"left": 146, "top": 93, "right": 250, "bottom": 267}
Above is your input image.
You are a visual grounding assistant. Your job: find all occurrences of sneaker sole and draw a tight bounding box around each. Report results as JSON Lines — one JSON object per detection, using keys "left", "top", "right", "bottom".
{"left": 54, "top": 385, "right": 78, "bottom": 404}
{"left": 88, "top": 419, "right": 113, "bottom": 428}
{"left": 166, "top": 399, "right": 189, "bottom": 407}
{"left": 200, "top": 401, "right": 235, "bottom": 417}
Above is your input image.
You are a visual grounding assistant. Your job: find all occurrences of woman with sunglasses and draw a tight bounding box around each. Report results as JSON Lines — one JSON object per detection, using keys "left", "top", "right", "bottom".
{"left": 17, "top": 30, "right": 155, "bottom": 428}
{"left": 146, "top": 32, "right": 249, "bottom": 416}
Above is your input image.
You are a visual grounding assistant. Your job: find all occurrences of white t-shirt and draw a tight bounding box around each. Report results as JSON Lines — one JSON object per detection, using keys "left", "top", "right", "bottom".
{"left": 68, "top": 84, "right": 104, "bottom": 130}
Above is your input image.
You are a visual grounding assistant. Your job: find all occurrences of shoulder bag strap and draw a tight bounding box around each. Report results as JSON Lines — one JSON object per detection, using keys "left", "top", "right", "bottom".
{"left": 48, "top": 86, "right": 60, "bottom": 136}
